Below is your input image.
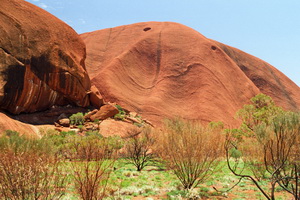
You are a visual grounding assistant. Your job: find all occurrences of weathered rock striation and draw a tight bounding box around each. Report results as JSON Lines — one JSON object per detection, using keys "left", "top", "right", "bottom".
{"left": 81, "top": 22, "right": 300, "bottom": 126}
{"left": 212, "top": 41, "right": 300, "bottom": 112}
{"left": 0, "top": 0, "right": 91, "bottom": 114}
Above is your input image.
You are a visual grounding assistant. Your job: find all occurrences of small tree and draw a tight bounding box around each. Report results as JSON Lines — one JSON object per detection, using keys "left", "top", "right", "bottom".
{"left": 156, "top": 118, "right": 224, "bottom": 190}
{"left": 226, "top": 94, "right": 300, "bottom": 200}
{"left": 125, "top": 127, "right": 156, "bottom": 171}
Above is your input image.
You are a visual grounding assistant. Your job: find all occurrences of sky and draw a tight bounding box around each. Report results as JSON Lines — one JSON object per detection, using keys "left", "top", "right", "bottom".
{"left": 26, "top": 0, "right": 300, "bottom": 86}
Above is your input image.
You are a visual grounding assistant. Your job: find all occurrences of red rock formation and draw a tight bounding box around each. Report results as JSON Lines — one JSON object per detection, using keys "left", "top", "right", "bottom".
{"left": 81, "top": 22, "right": 300, "bottom": 126}
{"left": 212, "top": 41, "right": 300, "bottom": 111}
{"left": 89, "top": 85, "right": 104, "bottom": 108}
{"left": 89, "top": 104, "right": 119, "bottom": 121}
{"left": 0, "top": 112, "right": 39, "bottom": 137}
{"left": 0, "top": 0, "right": 91, "bottom": 114}
{"left": 99, "top": 119, "right": 139, "bottom": 138}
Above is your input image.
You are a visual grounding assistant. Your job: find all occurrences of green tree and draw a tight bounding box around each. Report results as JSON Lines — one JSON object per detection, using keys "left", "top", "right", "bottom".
{"left": 236, "top": 93, "right": 283, "bottom": 133}
{"left": 226, "top": 94, "right": 300, "bottom": 200}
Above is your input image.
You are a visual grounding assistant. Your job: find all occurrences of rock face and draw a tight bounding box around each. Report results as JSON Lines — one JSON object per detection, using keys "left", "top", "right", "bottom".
{"left": 81, "top": 22, "right": 300, "bottom": 126}
{"left": 212, "top": 41, "right": 300, "bottom": 112}
{"left": 0, "top": 0, "right": 91, "bottom": 114}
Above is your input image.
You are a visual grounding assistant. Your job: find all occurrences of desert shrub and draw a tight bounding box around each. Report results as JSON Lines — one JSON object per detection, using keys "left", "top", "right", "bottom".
{"left": 156, "top": 118, "right": 224, "bottom": 190}
{"left": 114, "top": 113, "right": 125, "bottom": 120}
{"left": 0, "top": 134, "right": 66, "bottom": 199}
{"left": 93, "top": 119, "right": 100, "bottom": 124}
{"left": 125, "top": 127, "right": 156, "bottom": 171}
{"left": 85, "top": 130, "right": 103, "bottom": 137}
{"left": 70, "top": 112, "right": 85, "bottom": 125}
{"left": 0, "top": 131, "right": 52, "bottom": 154}
{"left": 114, "top": 104, "right": 126, "bottom": 120}
{"left": 70, "top": 136, "right": 119, "bottom": 200}
{"left": 4, "top": 129, "right": 19, "bottom": 137}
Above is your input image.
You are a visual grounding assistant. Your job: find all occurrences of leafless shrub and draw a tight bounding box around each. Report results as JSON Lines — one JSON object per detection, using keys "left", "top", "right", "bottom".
{"left": 125, "top": 126, "right": 157, "bottom": 171}
{"left": 71, "top": 137, "right": 118, "bottom": 200}
{"left": 155, "top": 118, "right": 224, "bottom": 190}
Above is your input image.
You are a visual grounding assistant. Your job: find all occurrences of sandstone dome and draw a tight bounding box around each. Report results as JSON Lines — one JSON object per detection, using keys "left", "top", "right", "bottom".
{"left": 81, "top": 22, "right": 300, "bottom": 126}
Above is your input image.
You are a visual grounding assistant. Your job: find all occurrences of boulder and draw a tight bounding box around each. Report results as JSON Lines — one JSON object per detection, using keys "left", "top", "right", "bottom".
{"left": 90, "top": 104, "right": 119, "bottom": 121}
{"left": 84, "top": 109, "right": 98, "bottom": 120}
{"left": 0, "top": 112, "right": 39, "bottom": 137}
{"left": 89, "top": 85, "right": 104, "bottom": 108}
{"left": 99, "top": 119, "right": 140, "bottom": 138}
{"left": 0, "top": 0, "right": 91, "bottom": 114}
{"left": 58, "top": 118, "right": 70, "bottom": 127}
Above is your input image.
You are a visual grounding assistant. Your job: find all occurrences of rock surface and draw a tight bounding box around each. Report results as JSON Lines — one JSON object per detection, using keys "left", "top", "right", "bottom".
{"left": 81, "top": 22, "right": 300, "bottom": 126}
{"left": 89, "top": 104, "right": 119, "bottom": 121}
{"left": 89, "top": 85, "right": 104, "bottom": 108}
{"left": 0, "top": 0, "right": 91, "bottom": 114}
{"left": 0, "top": 112, "right": 39, "bottom": 137}
{"left": 213, "top": 41, "right": 300, "bottom": 112}
{"left": 58, "top": 118, "right": 70, "bottom": 127}
{"left": 99, "top": 119, "right": 139, "bottom": 138}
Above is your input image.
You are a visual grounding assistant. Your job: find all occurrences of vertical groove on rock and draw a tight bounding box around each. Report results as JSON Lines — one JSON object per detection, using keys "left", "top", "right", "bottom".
{"left": 153, "top": 30, "right": 162, "bottom": 85}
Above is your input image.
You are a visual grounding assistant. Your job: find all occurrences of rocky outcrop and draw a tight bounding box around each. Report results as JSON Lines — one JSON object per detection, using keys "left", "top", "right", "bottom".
{"left": 0, "top": 0, "right": 91, "bottom": 114}
{"left": 81, "top": 22, "right": 300, "bottom": 126}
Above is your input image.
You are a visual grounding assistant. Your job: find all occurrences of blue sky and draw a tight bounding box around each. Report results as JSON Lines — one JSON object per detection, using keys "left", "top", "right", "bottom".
{"left": 27, "top": 0, "right": 300, "bottom": 86}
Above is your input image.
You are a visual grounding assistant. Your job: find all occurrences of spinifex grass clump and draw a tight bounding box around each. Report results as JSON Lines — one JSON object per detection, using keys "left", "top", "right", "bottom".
{"left": 155, "top": 118, "right": 224, "bottom": 190}
{"left": 114, "top": 104, "right": 126, "bottom": 120}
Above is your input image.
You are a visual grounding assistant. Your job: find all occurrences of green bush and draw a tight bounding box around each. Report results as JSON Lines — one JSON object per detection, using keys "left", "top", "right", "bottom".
{"left": 69, "top": 112, "right": 85, "bottom": 125}
{"left": 114, "top": 104, "right": 126, "bottom": 120}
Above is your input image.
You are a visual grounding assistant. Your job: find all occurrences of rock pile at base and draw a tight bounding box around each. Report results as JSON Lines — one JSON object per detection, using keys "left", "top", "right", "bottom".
{"left": 55, "top": 103, "right": 151, "bottom": 138}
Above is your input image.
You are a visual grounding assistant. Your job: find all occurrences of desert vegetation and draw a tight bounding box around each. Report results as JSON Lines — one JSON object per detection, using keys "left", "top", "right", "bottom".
{"left": 155, "top": 118, "right": 224, "bottom": 190}
{"left": 226, "top": 94, "right": 300, "bottom": 200}
{"left": 0, "top": 94, "right": 298, "bottom": 199}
